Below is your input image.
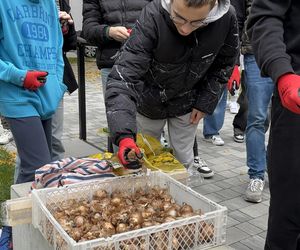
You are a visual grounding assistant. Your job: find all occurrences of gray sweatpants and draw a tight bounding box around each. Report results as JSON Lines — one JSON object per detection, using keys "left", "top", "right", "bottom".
{"left": 136, "top": 112, "right": 198, "bottom": 169}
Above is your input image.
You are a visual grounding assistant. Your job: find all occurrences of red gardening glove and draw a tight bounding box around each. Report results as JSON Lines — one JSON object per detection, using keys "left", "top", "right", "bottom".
{"left": 23, "top": 71, "right": 48, "bottom": 91}
{"left": 278, "top": 73, "right": 300, "bottom": 114}
{"left": 227, "top": 65, "right": 240, "bottom": 96}
{"left": 118, "top": 138, "right": 143, "bottom": 170}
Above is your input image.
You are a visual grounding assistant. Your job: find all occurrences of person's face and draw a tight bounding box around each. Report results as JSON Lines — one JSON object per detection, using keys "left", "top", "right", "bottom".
{"left": 170, "top": 0, "right": 212, "bottom": 36}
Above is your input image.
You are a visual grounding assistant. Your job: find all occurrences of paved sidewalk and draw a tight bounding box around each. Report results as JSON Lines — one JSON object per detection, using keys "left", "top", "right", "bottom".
{"left": 61, "top": 67, "right": 269, "bottom": 250}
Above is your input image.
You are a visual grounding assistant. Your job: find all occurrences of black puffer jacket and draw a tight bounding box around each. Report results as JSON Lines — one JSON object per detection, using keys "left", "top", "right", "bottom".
{"left": 106, "top": 0, "right": 239, "bottom": 144}
{"left": 231, "top": 0, "right": 252, "bottom": 55}
{"left": 82, "top": 0, "right": 152, "bottom": 69}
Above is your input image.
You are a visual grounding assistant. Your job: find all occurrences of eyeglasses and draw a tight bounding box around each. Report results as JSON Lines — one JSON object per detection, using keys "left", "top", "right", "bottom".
{"left": 170, "top": 12, "right": 208, "bottom": 28}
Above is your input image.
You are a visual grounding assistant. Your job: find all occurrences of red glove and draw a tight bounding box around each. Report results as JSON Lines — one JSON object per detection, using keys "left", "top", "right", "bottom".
{"left": 227, "top": 65, "right": 240, "bottom": 96}
{"left": 278, "top": 73, "right": 300, "bottom": 114}
{"left": 118, "top": 138, "right": 143, "bottom": 170}
{"left": 23, "top": 71, "right": 48, "bottom": 91}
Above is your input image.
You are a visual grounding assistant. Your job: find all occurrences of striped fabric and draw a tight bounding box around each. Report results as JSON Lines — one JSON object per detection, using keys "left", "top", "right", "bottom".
{"left": 32, "top": 157, "right": 116, "bottom": 189}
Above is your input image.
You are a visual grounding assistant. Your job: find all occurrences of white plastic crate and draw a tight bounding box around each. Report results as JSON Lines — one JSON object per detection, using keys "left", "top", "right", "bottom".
{"left": 32, "top": 172, "right": 227, "bottom": 250}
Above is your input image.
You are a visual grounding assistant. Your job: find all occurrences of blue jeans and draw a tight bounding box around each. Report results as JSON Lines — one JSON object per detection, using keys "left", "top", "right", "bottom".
{"left": 203, "top": 87, "right": 227, "bottom": 137}
{"left": 244, "top": 54, "right": 274, "bottom": 180}
{"left": 100, "top": 68, "right": 112, "bottom": 99}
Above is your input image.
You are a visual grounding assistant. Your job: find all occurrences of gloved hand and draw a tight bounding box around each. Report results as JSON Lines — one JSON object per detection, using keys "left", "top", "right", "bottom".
{"left": 278, "top": 73, "right": 300, "bottom": 114}
{"left": 227, "top": 65, "right": 240, "bottom": 96}
{"left": 118, "top": 138, "right": 143, "bottom": 170}
{"left": 23, "top": 71, "right": 48, "bottom": 91}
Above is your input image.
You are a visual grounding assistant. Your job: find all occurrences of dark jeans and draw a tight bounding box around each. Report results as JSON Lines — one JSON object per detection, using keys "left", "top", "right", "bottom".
{"left": 264, "top": 92, "right": 300, "bottom": 249}
{"left": 6, "top": 117, "right": 52, "bottom": 184}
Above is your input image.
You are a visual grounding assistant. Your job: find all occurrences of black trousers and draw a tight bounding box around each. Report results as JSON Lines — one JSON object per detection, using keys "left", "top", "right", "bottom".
{"left": 265, "top": 92, "right": 300, "bottom": 250}
{"left": 233, "top": 71, "right": 248, "bottom": 131}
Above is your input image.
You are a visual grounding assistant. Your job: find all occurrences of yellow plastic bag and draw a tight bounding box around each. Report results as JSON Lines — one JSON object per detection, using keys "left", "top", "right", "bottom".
{"left": 136, "top": 134, "right": 186, "bottom": 173}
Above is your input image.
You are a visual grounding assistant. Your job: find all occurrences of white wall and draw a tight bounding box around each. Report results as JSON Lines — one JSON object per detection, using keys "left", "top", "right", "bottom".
{"left": 69, "top": 0, "right": 83, "bottom": 31}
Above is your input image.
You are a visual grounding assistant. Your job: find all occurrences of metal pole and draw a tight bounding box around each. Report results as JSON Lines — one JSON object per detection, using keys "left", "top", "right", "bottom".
{"left": 77, "top": 37, "right": 87, "bottom": 141}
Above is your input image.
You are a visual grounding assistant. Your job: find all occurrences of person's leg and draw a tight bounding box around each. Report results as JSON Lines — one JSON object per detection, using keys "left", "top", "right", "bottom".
{"left": 7, "top": 117, "right": 52, "bottom": 184}
{"left": 51, "top": 99, "right": 65, "bottom": 161}
{"left": 232, "top": 71, "right": 248, "bottom": 142}
{"left": 243, "top": 54, "right": 274, "bottom": 202}
{"left": 203, "top": 87, "right": 227, "bottom": 145}
{"left": 168, "top": 113, "right": 198, "bottom": 169}
{"left": 136, "top": 113, "right": 166, "bottom": 141}
{"left": 101, "top": 68, "right": 114, "bottom": 152}
{"left": 264, "top": 93, "right": 300, "bottom": 249}
{"left": 100, "top": 68, "right": 112, "bottom": 98}
{"left": 193, "top": 136, "right": 214, "bottom": 178}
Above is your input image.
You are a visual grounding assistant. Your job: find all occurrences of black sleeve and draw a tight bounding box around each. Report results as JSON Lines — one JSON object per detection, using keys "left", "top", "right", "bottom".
{"left": 60, "top": 0, "right": 77, "bottom": 52}
{"left": 247, "top": 0, "right": 294, "bottom": 83}
{"left": 82, "top": 0, "right": 110, "bottom": 46}
{"left": 194, "top": 8, "right": 239, "bottom": 114}
{"left": 105, "top": 7, "right": 157, "bottom": 145}
{"left": 230, "top": 0, "right": 246, "bottom": 41}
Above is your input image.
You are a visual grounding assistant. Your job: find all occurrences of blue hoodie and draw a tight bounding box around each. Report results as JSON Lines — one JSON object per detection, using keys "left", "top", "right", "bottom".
{"left": 0, "top": 0, "right": 67, "bottom": 120}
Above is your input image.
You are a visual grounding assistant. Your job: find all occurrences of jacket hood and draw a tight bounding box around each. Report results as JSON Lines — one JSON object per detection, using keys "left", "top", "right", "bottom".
{"left": 161, "top": 0, "right": 230, "bottom": 24}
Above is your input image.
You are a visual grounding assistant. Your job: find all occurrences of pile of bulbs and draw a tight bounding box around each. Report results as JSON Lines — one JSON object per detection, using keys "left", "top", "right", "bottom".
{"left": 52, "top": 186, "right": 214, "bottom": 246}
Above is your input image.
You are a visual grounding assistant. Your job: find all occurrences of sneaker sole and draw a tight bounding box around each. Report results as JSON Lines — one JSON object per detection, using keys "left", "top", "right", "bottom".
{"left": 233, "top": 137, "right": 244, "bottom": 143}
{"left": 203, "top": 138, "right": 224, "bottom": 146}
{"left": 200, "top": 171, "right": 214, "bottom": 178}
{"left": 244, "top": 195, "right": 262, "bottom": 203}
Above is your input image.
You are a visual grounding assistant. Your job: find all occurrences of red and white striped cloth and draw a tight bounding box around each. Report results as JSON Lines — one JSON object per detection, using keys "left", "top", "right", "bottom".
{"left": 32, "top": 157, "right": 116, "bottom": 189}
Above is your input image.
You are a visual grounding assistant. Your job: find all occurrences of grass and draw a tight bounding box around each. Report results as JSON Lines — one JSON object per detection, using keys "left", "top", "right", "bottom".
{"left": 0, "top": 147, "right": 15, "bottom": 226}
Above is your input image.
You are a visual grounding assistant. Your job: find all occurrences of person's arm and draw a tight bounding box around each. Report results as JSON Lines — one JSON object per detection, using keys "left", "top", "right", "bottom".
{"left": 105, "top": 7, "right": 157, "bottom": 145}
{"left": 0, "top": 19, "right": 26, "bottom": 86}
{"left": 194, "top": 9, "right": 239, "bottom": 114}
{"left": 82, "top": 0, "right": 111, "bottom": 46}
{"left": 247, "top": 0, "right": 293, "bottom": 83}
{"left": 230, "top": 0, "right": 246, "bottom": 41}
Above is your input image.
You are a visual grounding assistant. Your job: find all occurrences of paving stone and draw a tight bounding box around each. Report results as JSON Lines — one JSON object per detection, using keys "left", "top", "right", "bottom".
{"left": 220, "top": 197, "right": 251, "bottom": 211}
{"left": 236, "top": 222, "right": 263, "bottom": 236}
{"left": 240, "top": 235, "right": 265, "bottom": 250}
{"left": 248, "top": 215, "right": 269, "bottom": 231}
{"left": 226, "top": 226, "right": 249, "bottom": 245}
{"left": 228, "top": 210, "right": 253, "bottom": 223}
{"left": 193, "top": 183, "right": 223, "bottom": 195}
{"left": 230, "top": 242, "right": 252, "bottom": 250}
{"left": 217, "top": 188, "right": 241, "bottom": 200}
{"left": 218, "top": 170, "right": 240, "bottom": 178}
{"left": 239, "top": 203, "right": 269, "bottom": 218}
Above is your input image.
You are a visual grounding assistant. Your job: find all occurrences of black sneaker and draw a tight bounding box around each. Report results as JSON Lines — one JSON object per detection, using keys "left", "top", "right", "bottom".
{"left": 194, "top": 157, "right": 214, "bottom": 178}
{"left": 233, "top": 128, "right": 245, "bottom": 143}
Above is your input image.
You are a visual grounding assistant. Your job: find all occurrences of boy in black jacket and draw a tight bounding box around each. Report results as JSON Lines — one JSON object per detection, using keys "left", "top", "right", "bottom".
{"left": 248, "top": 0, "right": 300, "bottom": 249}
{"left": 105, "top": 0, "right": 239, "bottom": 173}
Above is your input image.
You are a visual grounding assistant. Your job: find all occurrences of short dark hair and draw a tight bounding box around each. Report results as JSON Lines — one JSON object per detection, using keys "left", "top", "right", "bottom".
{"left": 171, "top": 0, "right": 217, "bottom": 8}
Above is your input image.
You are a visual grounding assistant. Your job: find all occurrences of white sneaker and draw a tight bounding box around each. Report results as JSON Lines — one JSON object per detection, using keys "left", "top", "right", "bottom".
{"left": 245, "top": 178, "right": 264, "bottom": 203}
{"left": 194, "top": 156, "right": 214, "bottom": 178}
{"left": 229, "top": 102, "right": 239, "bottom": 114}
{"left": 204, "top": 135, "right": 224, "bottom": 146}
{"left": 160, "top": 134, "right": 169, "bottom": 148}
{"left": 0, "top": 129, "right": 13, "bottom": 145}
